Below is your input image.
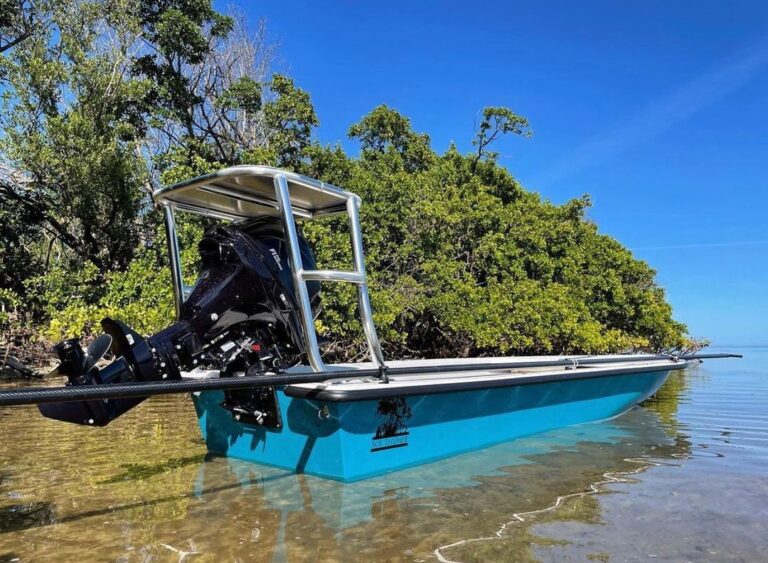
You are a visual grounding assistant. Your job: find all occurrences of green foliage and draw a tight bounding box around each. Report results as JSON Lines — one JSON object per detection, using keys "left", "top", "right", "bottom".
{"left": 471, "top": 106, "right": 531, "bottom": 171}
{"left": 134, "top": 0, "right": 234, "bottom": 128}
{"left": 0, "top": 0, "right": 149, "bottom": 273}
{"left": 261, "top": 74, "right": 319, "bottom": 168}
{"left": 0, "top": 0, "right": 39, "bottom": 59}
{"left": 0, "top": 192, "right": 45, "bottom": 297}
{"left": 300, "top": 117, "right": 687, "bottom": 358}
{"left": 35, "top": 102, "right": 688, "bottom": 357}
{"left": 217, "top": 76, "right": 262, "bottom": 114}
{"left": 37, "top": 220, "right": 203, "bottom": 340}
{"left": 0, "top": 287, "right": 22, "bottom": 329}
{"left": 347, "top": 104, "right": 433, "bottom": 172}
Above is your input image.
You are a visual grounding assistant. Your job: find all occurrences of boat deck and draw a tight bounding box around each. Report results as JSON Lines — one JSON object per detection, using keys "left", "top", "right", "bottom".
{"left": 284, "top": 356, "right": 686, "bottom": 401}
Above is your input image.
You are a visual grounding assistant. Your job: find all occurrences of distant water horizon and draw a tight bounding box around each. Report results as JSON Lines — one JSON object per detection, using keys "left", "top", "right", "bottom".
{"left": 709, "top": 343, "right": 767, "bottom": 349}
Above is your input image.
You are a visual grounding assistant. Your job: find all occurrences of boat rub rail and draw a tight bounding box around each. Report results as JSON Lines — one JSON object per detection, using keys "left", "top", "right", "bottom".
{"left": 282, "top": 360, "right": 686, "bottom": 402}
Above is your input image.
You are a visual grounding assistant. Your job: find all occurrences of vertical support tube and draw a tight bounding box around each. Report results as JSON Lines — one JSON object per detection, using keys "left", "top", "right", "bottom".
{"left": 273, "top": 174, "right": 325, "bottom": 372}
{"left": 162, "top": 205, "right": 185, "bottom": 320}
{"left": 346, "top": 197, "right": 387, "bottom": 372}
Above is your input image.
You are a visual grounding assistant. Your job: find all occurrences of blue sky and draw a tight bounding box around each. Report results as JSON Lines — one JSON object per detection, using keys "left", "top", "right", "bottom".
{"left": 226, "top": 0, "right": 768, "bottom": 346}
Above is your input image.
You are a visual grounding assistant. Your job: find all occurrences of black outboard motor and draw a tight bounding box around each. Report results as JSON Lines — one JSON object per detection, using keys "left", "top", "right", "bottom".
{"left": 40, "top": 217, "right": 320, "bottom": 426}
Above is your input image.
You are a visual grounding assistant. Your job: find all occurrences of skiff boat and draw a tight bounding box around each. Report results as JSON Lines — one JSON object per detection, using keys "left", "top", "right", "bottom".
{"left": 0, "top": 167, "right": 737, "bottom": 481}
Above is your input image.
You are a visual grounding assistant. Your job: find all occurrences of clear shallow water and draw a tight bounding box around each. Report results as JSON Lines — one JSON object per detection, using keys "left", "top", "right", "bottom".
{"left": 0, "top": 350, "right": 765, "bottom": 562}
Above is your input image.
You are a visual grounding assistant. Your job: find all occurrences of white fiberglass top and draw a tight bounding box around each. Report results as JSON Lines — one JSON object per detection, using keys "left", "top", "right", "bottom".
{"left": 152, "top": 165, "right": 354, "bottom": 221}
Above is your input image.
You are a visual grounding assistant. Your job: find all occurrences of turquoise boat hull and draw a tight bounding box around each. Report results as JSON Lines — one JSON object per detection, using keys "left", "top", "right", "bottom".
{"left": 192, "top": 367, "right": 673, "bottom": 482}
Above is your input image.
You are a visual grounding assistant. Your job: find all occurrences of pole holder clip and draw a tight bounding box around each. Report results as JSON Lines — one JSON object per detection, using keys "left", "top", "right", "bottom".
{"left": 378, "top": 365, "right": 390, "bottom": 384}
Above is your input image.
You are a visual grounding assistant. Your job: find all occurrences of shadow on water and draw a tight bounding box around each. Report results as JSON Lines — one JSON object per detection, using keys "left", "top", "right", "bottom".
{"left": 99, "top": 454, "right": 207, "bottom": 484}
{"left": 0, "top": 355, "right": 765, "bottom": 561}
{"left": 0, "top": 502, "right": 57, "bottom": 534}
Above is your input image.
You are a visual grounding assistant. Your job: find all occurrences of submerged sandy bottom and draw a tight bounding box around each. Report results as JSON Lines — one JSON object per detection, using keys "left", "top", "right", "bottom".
{"left": 0, "top": 349, "right": 765, "bottom": 562}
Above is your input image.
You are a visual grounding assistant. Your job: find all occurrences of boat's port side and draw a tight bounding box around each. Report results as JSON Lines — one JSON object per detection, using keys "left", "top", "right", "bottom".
{"left": 191, "top": 361, "right": 681, "bottom": 481}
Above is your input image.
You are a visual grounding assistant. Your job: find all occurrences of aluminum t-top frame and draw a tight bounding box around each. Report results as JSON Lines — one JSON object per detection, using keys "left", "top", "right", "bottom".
{"left": 152, "top": 165, "right": 387, "bottom": 375}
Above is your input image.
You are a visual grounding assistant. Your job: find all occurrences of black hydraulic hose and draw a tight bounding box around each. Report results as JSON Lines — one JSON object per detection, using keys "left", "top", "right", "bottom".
{"left": 0, "top": 353, "right": 741, "bottom": 407}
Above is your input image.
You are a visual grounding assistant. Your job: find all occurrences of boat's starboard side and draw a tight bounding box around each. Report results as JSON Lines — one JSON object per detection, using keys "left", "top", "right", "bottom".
{"left": 192, "top": 360, "right": 683, "bottom": 481}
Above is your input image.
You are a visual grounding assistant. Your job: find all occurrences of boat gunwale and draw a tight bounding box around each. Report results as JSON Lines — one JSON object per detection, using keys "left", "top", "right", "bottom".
{"left": 282, "top": 360, "right": 686, "bottom": 402}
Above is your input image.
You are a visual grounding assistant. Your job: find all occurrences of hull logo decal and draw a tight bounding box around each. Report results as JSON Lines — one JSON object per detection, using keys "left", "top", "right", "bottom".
{"left": 371, "top": 397, "right": 411, "bottom": 452}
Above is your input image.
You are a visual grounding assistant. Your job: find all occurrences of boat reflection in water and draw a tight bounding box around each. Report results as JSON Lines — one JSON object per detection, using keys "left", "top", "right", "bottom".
{"left": 190, "top": 405, "right": 690, "bottom": 561}
{"left": 0, "top": 376, "right": 690, "bottom": 561}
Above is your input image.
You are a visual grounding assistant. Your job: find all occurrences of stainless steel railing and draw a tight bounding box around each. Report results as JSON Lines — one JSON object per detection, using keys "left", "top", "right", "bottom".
{"left": 272, "top": 174, "right": 386, "bottom": 375}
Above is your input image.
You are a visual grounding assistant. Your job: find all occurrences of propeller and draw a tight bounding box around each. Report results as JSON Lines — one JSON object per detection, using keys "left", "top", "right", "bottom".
{"left": 47, "top": 334, "right": 113, "bottom": 380}
{"left": 84, "top": 333, "right": 113, "bottom": 372}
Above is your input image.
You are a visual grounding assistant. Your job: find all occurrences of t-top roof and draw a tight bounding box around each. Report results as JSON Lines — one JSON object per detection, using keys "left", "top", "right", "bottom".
{"left": 152, "top": 165, "right": 355, "bottom": 220}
